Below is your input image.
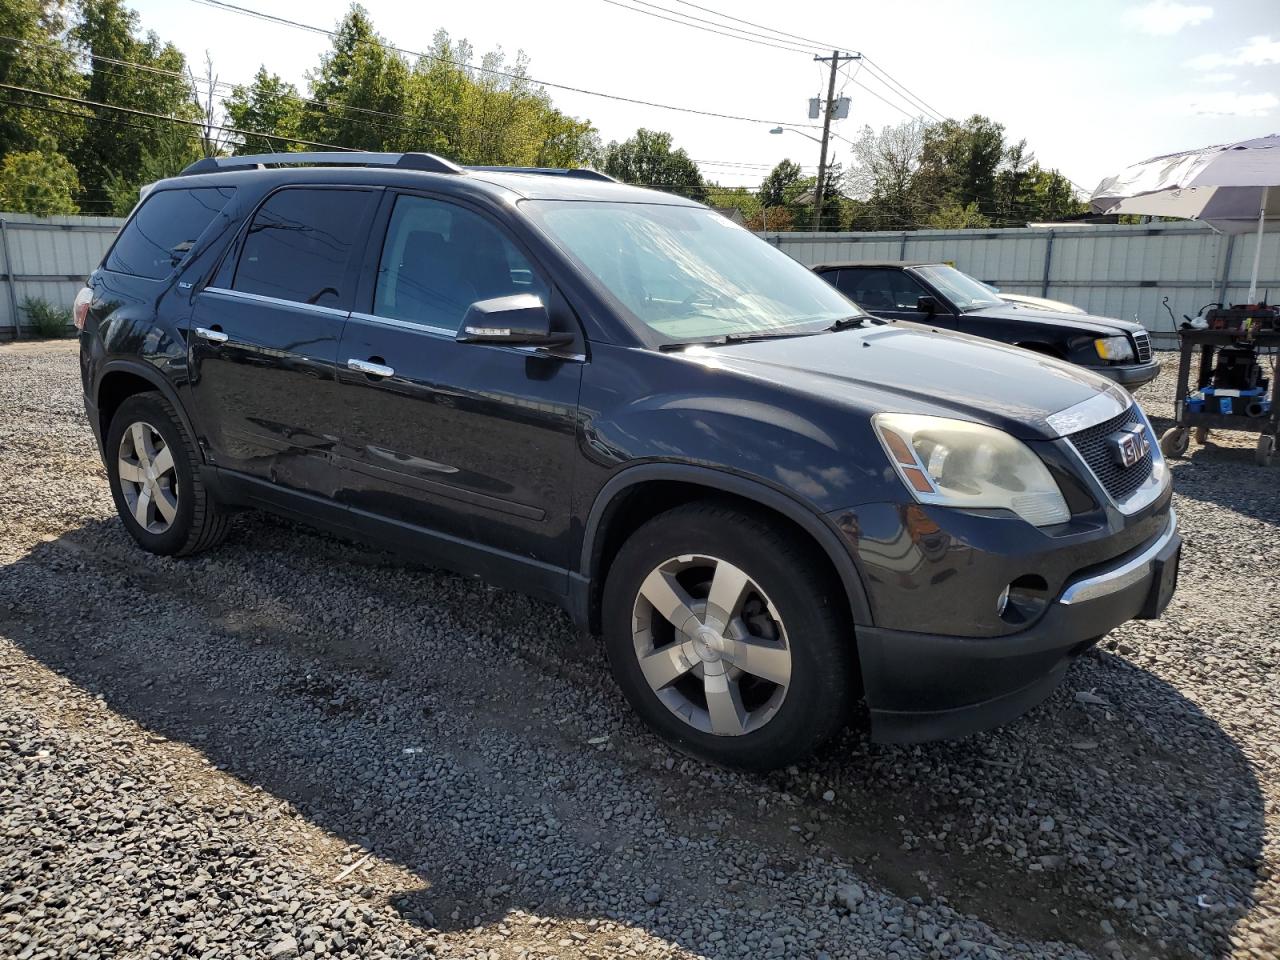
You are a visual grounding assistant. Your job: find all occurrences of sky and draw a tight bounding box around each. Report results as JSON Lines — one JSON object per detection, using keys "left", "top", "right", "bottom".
{"left": 129, "top": 0, "right": 1280, "bottom": 195}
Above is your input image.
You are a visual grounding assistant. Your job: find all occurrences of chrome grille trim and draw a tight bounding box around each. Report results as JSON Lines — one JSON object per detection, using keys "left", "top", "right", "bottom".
{"left": 1133, "top": 330, "right": 1152, "bottom": 363}
{"left": 1044, "top": 387, "right": 1130, "bottom": 438}
{"left": 1060, "top": 402, "right": 1169, "bottom": 514}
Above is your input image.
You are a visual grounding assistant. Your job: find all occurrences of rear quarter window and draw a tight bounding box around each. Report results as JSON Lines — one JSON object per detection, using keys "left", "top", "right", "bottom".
{"left": 105, "top": 186, "right": 237, "bottom": 280}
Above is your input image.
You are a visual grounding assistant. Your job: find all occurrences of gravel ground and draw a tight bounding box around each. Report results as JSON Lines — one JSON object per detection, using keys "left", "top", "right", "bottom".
{"left": 0, "top": 340, "right": 1276, "bottom": 960}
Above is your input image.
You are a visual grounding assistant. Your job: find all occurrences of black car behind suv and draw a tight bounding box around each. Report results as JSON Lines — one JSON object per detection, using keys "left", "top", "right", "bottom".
{"left": 77, "top": 152, "right": 1179, "bottom": 768}
{"left": 814, "top": 260, "right": 1161, "bottom": 387}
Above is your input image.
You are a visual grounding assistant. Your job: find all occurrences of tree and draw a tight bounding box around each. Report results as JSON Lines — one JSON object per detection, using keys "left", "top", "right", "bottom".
{"left": 0, "top": 146, "right": 79, "bottom": 214}
{"left": 224, "top": 67, "right": 306, "bottom": 154}
{"left": 0, "top": 0, "right": 84, "bottom": 157}
{"left": 927, "top": 201, "right": 989, "bottom": 229}
{"left": 300, "top": 4, "right": 408, "bottom": 150}
{"left": 70, "top": 0, "right": 201, "bottom": 204}
{"left": 602, "top": 128, "right": 705, "bottom": 201}
{"left": 705, "top": 184, "right": 761, "bottom": 224}
{"left": 846, "top": 118, "right": 928, "bottom": 230}
{"left": 759, "top": 159, "right": 803, "bottom": 208}
{"left": 916, "top": 114, "right": 1006, "bottom": 216}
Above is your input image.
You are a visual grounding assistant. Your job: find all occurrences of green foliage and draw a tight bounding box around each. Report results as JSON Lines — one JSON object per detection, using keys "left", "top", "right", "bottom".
{"left": 759, "top": 159, "right": 803, "bottom": 208}
{"left": 0, "top": 146, "right": 79, "bottom": 214}
{"left": 704, "top": 184, "right": 760, "bottom": 224}
{"left": 102, "top": 137, "right": 201, "bottom": 215}
{"left": 0, "top": 0, "right": 85, "bottom": 156}
{"left": 602, "top": 128, "right": 705, "bottom": 202}
{"left": 70, "top": 0, "right": 201, "bottom": 205}
{"left": 927, "top": 201, "right": 990, "bottom": 229}
{"left": 20, "top": 295, "right": 72, "bottom": 338}
{"left": 223, "top": 68, "right": 305, "bottom": 154}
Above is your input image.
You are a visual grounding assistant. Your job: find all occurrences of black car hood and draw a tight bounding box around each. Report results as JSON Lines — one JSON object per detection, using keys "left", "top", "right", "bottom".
{"left": 964, "top": 303, "right": 1144, "bottom": 336}
{"left": 689, "top": 322, "right": 1125, "bottom": 441}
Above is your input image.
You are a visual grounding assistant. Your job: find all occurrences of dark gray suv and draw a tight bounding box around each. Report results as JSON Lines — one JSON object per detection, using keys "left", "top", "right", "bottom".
{"left": 76, "top": 152, "right": 1179, "bottom": 768}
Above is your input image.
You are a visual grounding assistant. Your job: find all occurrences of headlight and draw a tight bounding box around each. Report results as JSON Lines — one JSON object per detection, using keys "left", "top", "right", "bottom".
{"left": 873, "top": 413, "right": 1070, "bottom": 527}
{"left": 1094, "top": 335, "right": 1134, "bottom": 362}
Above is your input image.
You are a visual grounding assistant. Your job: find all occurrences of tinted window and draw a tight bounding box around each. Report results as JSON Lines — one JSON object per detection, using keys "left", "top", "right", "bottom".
{"left": 840, "top": 269, "right": 926, "bottom": 311}
{"left": 234, "top": 188, "right": 371, "bottom": 308}
{"left": 105, "top": 186, "right": 236, "bottom": 280}
{"left": 373, "top": 195, "right": 548, "bottom": 330}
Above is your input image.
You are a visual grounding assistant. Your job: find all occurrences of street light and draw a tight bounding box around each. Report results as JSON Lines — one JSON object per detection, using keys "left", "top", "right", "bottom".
{"left": 769, "top": 126, "right": 822, "bottom": 145}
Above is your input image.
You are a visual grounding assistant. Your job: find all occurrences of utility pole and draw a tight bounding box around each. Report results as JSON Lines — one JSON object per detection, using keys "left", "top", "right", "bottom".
{"left": 812, "top": 50, "right": 859, "bottom": 231}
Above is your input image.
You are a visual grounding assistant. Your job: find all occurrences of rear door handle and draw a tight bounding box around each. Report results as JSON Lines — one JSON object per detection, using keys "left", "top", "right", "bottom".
{"left": 347, "top": 358, "right": 394, "bottom": 378}
{"left": 195, "top": 326, "right": 229, "bottom": 343}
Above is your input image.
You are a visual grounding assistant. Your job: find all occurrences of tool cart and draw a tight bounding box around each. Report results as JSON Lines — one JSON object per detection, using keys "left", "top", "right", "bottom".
{"left": 1158, "top": 304, "right": 1280, "bottom": 466}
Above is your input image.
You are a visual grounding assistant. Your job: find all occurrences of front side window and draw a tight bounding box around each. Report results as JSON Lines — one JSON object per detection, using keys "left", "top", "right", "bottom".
{"left": 524, "top": 201, "right": 860, "bottom": 345}
{"left": 105, "top": 186, "right": 236, "bottom": 280}
{"left": 841, "top": 269, "right": 927, "bottom": 311}
{"left": 233, "top": 188, "right": 372, "bottom": 308}
{"left": 373, "top": 195, "right": 548, "bottom": 330}
{"left": 911, "top": 265, "right": 1003, "bottom": 312}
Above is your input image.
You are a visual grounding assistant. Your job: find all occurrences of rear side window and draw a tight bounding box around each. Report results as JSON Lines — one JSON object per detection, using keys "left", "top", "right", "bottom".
{"left": 105, "top": 186, "right": 236, "bottom": 279}
{"left": 233, "top": 188, "right": 372, "bottom": 308}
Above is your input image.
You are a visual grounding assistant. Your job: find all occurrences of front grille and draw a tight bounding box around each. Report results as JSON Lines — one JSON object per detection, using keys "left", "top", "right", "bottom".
{"left": 1065, "top": 406, "right": 1154, "bottom": 503}
{"left": 1133, "top": 331, "right": 1152, "bottom": 363}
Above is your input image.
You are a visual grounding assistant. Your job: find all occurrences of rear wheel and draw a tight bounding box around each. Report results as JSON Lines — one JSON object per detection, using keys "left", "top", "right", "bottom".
{"left": 105, "top": 392, "right": 228, "bottom": 556}
{"left": 602, "top": 502, "right": 854, "bottom": 769}
{"left": 1256, "top": 435, "right": 1276, "bottom": 467}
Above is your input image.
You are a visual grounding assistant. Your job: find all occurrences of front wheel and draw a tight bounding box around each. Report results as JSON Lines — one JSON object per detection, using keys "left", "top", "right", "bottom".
{"left": 1256, "top": 435, "right": 1276, "bottom": 467}
{"left": 601, "top": 502, "right": 855, "bottom": 769}
{"left": 105, "top": 392, "right": 228, "bottom": 556}
{"left": 1160, "top": 427, "right": 1190, "bottom": 459}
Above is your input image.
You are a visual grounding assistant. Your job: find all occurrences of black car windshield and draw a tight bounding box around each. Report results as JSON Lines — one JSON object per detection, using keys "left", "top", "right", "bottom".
{"left": 525, "top": 200, "right": 862, "bottom": 344}
{"left": 911, "top": 264, "right": 1004, "bottom": 312}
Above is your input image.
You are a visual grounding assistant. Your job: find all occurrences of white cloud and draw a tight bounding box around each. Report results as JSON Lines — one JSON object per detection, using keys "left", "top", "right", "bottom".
{"left": 1201, "top": 72, "right": 1236, "bottom": 82}
{"left": 1161, "top": 91, "right": 1279, "bottom": 117}
{"left": 1189, "top": 34, "right": 1280, "bottom": 70}
{"left": 1239, "top": 35, "right": 1280, "bottom": 66}
{"left": 1124, "top": 1, "right": 1213, "bottom": 35}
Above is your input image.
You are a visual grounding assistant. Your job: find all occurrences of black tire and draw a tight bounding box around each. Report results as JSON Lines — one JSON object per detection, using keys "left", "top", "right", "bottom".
{"left": 105, "top": 392, "right": 228, "bottom": 556}
{"left": 601, "top": 501, "right": 855, "bottom": 769}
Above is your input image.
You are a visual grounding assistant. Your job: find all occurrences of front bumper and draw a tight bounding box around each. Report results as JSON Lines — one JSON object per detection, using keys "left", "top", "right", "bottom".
{"left": 1095, "top": 359, "right": 1161, "bottom": 388}
{"left": 857, "top": 511, "right": 1180, "bottom": 744}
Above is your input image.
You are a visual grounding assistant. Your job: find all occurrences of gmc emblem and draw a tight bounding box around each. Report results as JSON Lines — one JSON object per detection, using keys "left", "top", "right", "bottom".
{"left": 1109, "top": 424, "right": 1150, "bottom": 468}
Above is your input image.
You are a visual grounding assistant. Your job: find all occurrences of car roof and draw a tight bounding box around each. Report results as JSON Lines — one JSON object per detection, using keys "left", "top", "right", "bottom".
{"left": 811, "top": 260, "right": 939, "bottom": 271}
{"left": 150, "top": 152, "right": 702, "bottom": 207}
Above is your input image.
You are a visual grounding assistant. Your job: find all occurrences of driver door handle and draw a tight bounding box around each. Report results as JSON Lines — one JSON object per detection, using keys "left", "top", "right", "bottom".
{"left": 347, "top": 358, "right": 394, "bottom": 378}
{"left": 195, "top": 326, "right": 229, "bottom": 343}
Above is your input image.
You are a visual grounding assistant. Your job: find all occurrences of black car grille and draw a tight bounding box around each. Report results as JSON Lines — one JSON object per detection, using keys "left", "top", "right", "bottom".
{"left": 1133, "top": 331, "right": 1152, "bottom": 363}
{"left": 1065, "top": 406, "right": 1154, "bottom": 503}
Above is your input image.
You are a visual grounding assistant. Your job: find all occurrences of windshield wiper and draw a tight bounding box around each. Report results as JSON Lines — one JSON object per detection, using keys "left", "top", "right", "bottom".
{"left": 658, "top": 330, "right": 825, "bottom": 351}
{"left": 826, "top": 315, "right": 867, "bottom": 331}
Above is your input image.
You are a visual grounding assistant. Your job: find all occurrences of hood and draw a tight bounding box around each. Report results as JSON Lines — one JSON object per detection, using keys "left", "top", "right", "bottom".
{"left": 968, "top": 302, "right": 1145, "bottom": 336}
{"left": 684, "top": 322, "right": 1127, "bottom": 441}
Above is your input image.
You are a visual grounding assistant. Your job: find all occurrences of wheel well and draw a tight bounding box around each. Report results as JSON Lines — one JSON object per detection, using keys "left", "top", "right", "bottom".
{"left": 587, "top": 481, "right": 857, "bottom": 647}
{"left": 96, "top": 371, "right": 159, "bottom": 439}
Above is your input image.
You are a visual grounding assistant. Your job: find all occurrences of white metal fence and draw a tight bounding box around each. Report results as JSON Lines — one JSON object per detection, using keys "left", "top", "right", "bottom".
{"left": 0, "top": 213, "right": 124, "bottom": 338}
{"left": 3, "top": 212, "right": 1279, "bottom": 345}
{"left": 766, "top": 222, "right": 1280, "bottom": 344}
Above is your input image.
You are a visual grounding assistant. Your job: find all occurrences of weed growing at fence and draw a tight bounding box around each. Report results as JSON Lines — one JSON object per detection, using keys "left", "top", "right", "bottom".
{"left": 21, "top": 297, "right": 72, "bottom": 339}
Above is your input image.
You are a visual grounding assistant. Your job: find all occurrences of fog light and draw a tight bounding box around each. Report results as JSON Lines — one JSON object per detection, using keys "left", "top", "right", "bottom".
{"left": 996, "top": 584, "right": 1011, "bottom": 616}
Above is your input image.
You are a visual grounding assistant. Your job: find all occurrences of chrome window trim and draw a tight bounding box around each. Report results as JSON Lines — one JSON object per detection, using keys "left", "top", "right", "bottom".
{"left": 347, "top": 311, "right": 587, "bottom": 363}
{"left": 203, "top": 286, "right": 349, "bottom": 319}
{"left": 1044, "top": 387, "right": 1130, "bottom": 438}
{"left": 1059, "top": 509, "right": 1177, "bottom": 605}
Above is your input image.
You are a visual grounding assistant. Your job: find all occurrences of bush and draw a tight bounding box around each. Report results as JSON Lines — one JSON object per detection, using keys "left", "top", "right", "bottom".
{"left": 21, "top": 297, "right": 72, "bottom": 339}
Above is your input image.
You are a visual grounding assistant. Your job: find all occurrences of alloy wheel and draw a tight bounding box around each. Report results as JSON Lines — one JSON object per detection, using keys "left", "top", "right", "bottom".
{"left": 117, "top": 420, "right": 179, "bottom": 534}
{"left": 631, "top": 554, "right": 791, "bottom": 737}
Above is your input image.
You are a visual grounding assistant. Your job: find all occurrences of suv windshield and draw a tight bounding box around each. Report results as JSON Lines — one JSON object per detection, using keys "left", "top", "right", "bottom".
{"left": 525, "top": 200, "right": 861, "bottom": 345}
{"left": 911, "top": 264, "right": 1004, "bottom": 312}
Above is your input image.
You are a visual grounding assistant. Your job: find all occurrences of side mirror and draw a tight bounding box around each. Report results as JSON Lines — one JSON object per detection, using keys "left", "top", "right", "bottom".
{"left": 916, "top": 295, "right": 939, "bottom": 315}
{"left": 456, "top": 294, "right": 572, "bottom": 347}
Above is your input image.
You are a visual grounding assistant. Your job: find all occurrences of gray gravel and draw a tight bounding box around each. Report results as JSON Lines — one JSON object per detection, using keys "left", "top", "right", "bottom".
{"left": 0, "top": 340, "right": 1277, "bottom": 960}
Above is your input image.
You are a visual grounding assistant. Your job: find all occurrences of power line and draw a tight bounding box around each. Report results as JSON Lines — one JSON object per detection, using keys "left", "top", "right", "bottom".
{"left": 598, "top": 0, "right": 820, "bottom": 55}
{"left": 188, "top": 0, "right": 825, "bottom": 130}
{"left": 0, "top": 82, "right": 352, "bottom": 151}
{"left": 859, "top": 57, "right": 948, "bottom": 123}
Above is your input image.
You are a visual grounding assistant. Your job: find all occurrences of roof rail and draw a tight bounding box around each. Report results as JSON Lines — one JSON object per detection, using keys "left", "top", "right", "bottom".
{"left": 467, "top": 165, "right": 617, "bottom": 183}
{"left": 179, "top": 151, "right": 463, "bottom": 177}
